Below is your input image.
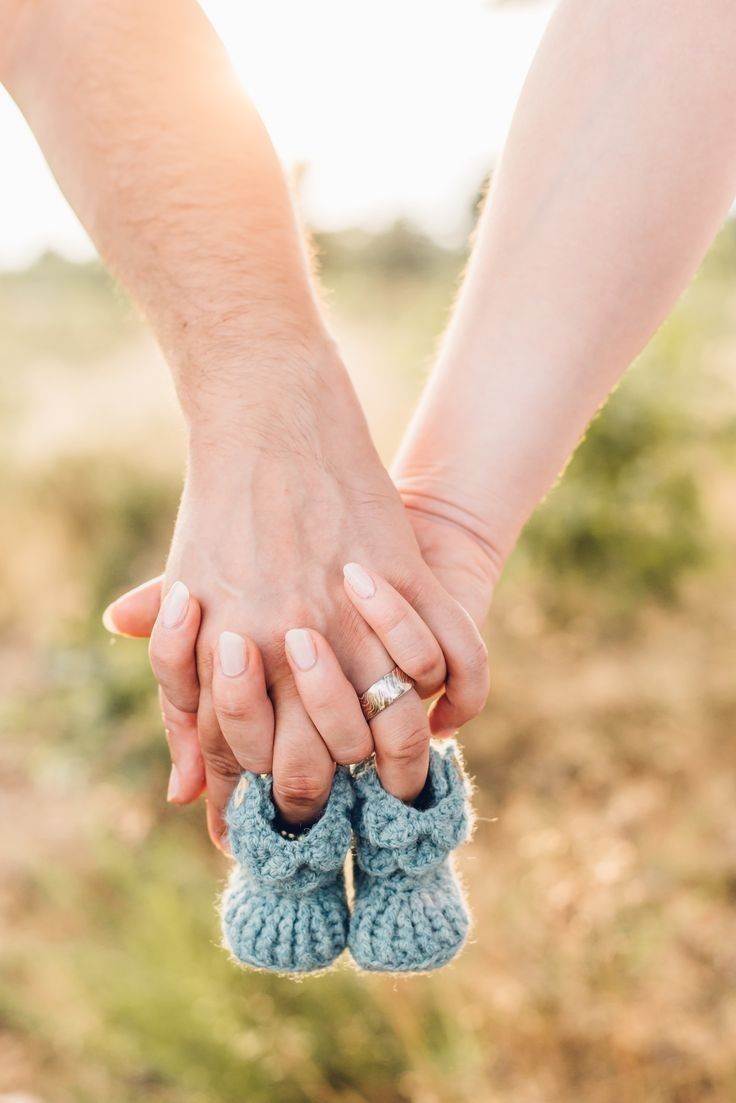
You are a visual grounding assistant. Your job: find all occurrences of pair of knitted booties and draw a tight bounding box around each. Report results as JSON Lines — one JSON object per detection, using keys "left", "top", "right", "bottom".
{"left": 220, "top": 742, "right": 473, "bottom": 975}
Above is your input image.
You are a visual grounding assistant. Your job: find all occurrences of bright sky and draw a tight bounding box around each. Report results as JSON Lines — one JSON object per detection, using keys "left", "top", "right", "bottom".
{"left": 0, "top": 0, "right": 554, "bottom": 268}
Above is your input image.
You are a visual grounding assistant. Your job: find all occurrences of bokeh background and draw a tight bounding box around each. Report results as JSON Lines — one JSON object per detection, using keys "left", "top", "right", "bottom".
{"left": 2, "top": 2, "right": 736, "bottom": 1101}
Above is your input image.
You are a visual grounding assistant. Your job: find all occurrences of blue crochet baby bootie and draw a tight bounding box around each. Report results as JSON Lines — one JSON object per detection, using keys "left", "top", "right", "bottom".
{"left": 348, "top": 742, "right": 474, "bottom": 973}
{"left": 221, "top": 767, "right": 354, "bottom": 974}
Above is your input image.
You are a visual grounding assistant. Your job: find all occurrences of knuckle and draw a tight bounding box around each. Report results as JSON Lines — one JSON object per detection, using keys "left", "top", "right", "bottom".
{"left": 214, "top": 697, "right": 249, "bottom": 725}
{"left": 383, "top": 603, "right": 412, "bottom": 638}
{"left": 386, "top": 723, "right": 429, "bottom": 766}
{"left": 454, "top": 671, "right": 491, "bottom": 723}
{"left": 406, "top": 642, "right": 445, "bottom": 685}
{"left": 198, "top": 725, "right": 239, "bottom": 772}
{"left": 392, "top": 566, "right": 430, "bottom": 607}
{"left": 160, "top": 682, "right": 199, "bottom": 716}
{"left": 454, "top": 700, "right": 483, "bottom": 726}
{"left": 167, "top": 689, "right": 199, "bottom": 715}
{"left": 222, "top": 726, "right": 273, "bottom": 774}
{"left": 298, "top": 670, "right": 349, "bottom": 721}
{"left": 149, "top": 639, "right": 189, "bottom": 680}
{"left": 334, "top": 732, "right": 374, "bottom": 766}
{"left": 302, "top": 681, "right": 337, "bottom": 717}
{"left": 202, "top": 746, "right": 241, "bottom": 783}
{"left": 239, "top": 752, "right": 273, "bottom": 775}
{"left": 274, "top": 772, "right": 329, "bottom": 810}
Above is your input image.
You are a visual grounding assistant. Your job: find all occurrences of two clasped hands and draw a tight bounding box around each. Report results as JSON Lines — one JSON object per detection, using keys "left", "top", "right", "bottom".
{"left": 102, "top": 351, "right": 499, "bottom": 851}
{"left": 5, "top": 0, "right": 735, "bottom": 854}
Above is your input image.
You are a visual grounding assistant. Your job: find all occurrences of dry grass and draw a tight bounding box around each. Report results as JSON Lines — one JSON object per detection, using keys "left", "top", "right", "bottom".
{"left": 1, "top": 235, "right": 736, "bottom": 1102}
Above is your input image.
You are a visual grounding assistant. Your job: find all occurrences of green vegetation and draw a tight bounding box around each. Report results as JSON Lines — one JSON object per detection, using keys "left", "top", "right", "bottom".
{"left": 2, "top": 223, "right": 736, "bottom": 1102}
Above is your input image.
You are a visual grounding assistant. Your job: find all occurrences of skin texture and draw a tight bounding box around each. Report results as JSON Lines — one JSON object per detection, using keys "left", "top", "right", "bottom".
{"left": 0, "top": 0, "right": 489, "bottom": 845}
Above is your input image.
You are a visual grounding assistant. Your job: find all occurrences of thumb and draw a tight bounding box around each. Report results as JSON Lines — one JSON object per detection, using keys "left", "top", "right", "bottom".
{"left": 102, "top": 575, "right": 163, "bottom": 638}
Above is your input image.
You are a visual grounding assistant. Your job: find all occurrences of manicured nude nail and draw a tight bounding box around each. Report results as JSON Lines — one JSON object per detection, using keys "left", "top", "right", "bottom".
{"left": 102, "top": 602, "right": 120, "bottom": 634}
{"left": 219, "top": 631, "right": 247, "bottom": 677}
{"left": 162, "top": 581, "right": 189, "bottom": 628}
{"left": 285, "top": 628, "right": 318, "bottom": 671}
{"left": 167, "top": 764, "right": 180, "bottom": 802}
{"left": 343, "top": 562, "right": 376, "bottom": 599}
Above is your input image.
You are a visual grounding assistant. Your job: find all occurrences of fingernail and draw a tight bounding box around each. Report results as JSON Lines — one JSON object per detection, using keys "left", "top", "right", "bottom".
{"left": 102, "top": 602, "right": 120, "bottom": 634}
{"left": 343, "top": 562, "right": 376, "bottom": 599}
{"left": 219, "top": 631, "right": 247, "bottom": 677}
{"left": 285, "top": 628, "right": 318, "bottom": 671}
{"left": 162, "top": 580, "right": 189, "bottom": 628}
{"left": 167, "top": 764, "right": 180, "bottom": 802}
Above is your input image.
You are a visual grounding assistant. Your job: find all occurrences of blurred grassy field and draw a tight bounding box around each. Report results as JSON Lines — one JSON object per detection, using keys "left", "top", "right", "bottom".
{"left": 1, "top": 225, "right": 736, "bottom": 1103}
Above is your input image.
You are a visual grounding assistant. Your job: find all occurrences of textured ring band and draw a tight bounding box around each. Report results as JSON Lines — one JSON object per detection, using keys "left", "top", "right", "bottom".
{"left": 358, "top": 666, "right": 414, "bottom": 722}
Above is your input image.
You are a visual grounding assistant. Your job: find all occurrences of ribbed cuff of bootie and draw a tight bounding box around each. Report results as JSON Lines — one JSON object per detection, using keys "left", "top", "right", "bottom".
{"left": 220, "top": 767, "right": 354, "bottom": 974}
{"left": 226, "top": 767, "right": 354, "bottom": 891}
{"left": 352, "top": 742, "right": 473, "bottom": 875}
{"left": 348, "top": 742, "right": 474, "bottom": 974}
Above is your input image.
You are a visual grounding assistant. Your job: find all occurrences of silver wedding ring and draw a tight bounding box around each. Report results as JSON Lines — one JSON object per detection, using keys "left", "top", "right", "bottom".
{"left": 358, "top": 666, "right": 414, "bottom": 722}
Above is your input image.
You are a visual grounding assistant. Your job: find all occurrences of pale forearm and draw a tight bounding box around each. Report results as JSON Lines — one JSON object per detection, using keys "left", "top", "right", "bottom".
{"left": 1, "top": 0, "right": 334, "bottom": 435}
{"left": 395, "top": 0, "right": 736, "bottom": 571}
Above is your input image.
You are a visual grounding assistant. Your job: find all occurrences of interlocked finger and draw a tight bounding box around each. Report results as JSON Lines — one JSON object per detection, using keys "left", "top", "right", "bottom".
{"left": 284, "top": 628, "right": 374, "bottom": 766}
{"left": 211, "top": 632, "right": 275, "bottom": 775}
{"left": 362, "top": 682, "right": 430, "bottom": 803}
{"left": 196, "top": 688, "right": 244, "bottom": 855}
{"left": 271, "top": 680, "right": 336, "bottom": 829}
{"left": 159, "top": 686, "right": 205, "bottom": 804}
{"left": 342, "top": 562, "right": 446, "bottom": 698}
{"left": 287, "top": 625, "right": 430, "bottom": 804}
{"left": 148, "top": 581, "right": 201, "bottom": 714}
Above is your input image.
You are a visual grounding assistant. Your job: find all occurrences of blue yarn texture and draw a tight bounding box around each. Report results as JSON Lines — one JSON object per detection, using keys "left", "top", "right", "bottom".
{"left": 348, "top": 741, "right": 473, "bottom": 973}
{"left": 221, "top": 767, "right": 354, "bottom": 974}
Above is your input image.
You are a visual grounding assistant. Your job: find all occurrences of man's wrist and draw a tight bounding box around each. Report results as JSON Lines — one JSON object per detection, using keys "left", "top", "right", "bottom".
{"left": 182, "top": 335, "right": 371, "bottom": 465}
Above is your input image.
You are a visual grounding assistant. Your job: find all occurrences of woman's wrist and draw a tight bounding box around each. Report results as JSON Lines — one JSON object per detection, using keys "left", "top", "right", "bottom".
{"left": 390, "top": 459, "right": 508, "bottom": 630}
{"left": 394, "top": 460, "right": 514, "bottom": 570}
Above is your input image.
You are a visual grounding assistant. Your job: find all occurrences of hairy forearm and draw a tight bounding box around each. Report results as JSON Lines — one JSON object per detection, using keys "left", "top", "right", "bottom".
{"left": 395, "top": 0, "right": 736, "bottom": 571}
{"left": 1, "top": 0, "right": 334, "bottom": 434}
